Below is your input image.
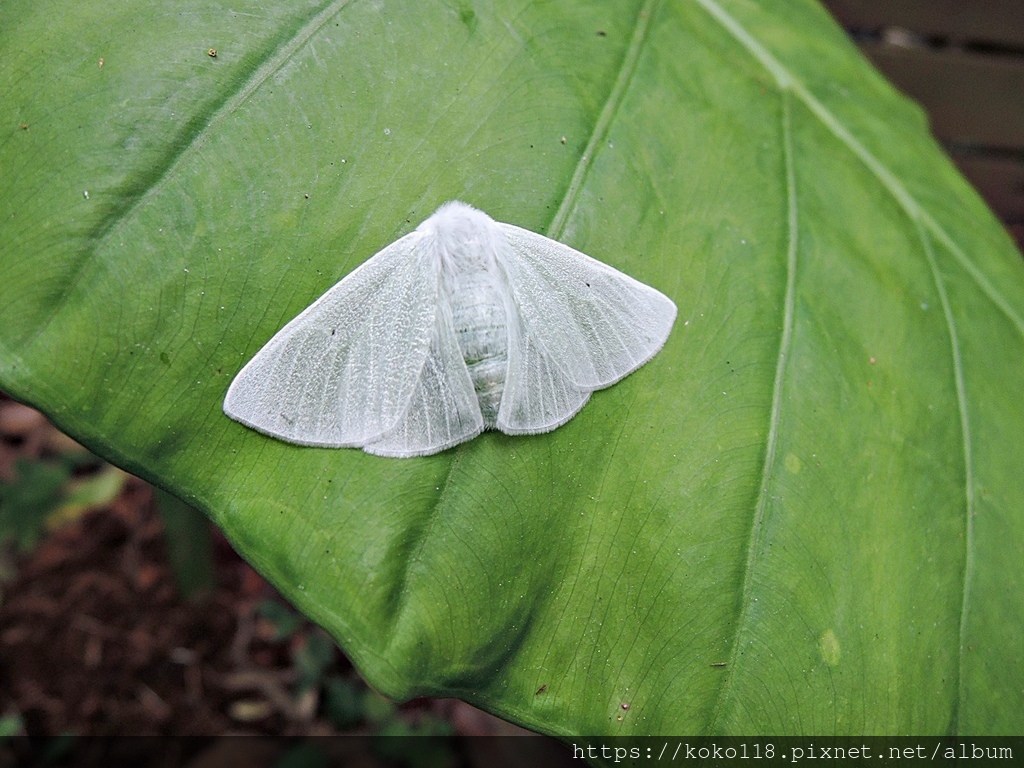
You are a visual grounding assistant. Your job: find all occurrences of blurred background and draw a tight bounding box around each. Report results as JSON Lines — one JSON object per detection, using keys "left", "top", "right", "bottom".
{"left": 1, "top": 2, "right": 1022, "bottom": 763}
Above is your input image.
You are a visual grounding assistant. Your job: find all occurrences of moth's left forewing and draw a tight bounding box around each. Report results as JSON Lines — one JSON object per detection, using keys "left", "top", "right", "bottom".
{"left": 363, "top": 296, "right": 485, "bottom": 456}
{"left": 223, "top": 231, "right": 441, "bottom": 447}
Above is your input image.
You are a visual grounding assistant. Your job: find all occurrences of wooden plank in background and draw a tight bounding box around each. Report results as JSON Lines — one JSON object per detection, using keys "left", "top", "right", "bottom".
{"left": 861, "top": 44, "right": 1024, "bottom": 149}
{"left": 954, "top": 155, "right": 1024, "bottom": 227}
{"left": 823, "top": 0, "right": 1024, "bottom": 48}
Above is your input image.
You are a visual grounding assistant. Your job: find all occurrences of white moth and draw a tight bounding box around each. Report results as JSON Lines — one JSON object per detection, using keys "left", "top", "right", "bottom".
{"left": 224, "top": 201, "right": 676, "bottom": 457}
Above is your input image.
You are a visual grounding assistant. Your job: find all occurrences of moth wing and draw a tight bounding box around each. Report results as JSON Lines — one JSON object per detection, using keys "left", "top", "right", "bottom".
{"left": 498, "top": 316, "right": 592, "bottom": 434}
{"left": 495, "top": 223, "right": 676, "bottom": 433}
{"left": 364, "top": 299, "right": 484, "bottom": 457}
{"left": 223, "top": 231, "right": 440, "bottom": 447}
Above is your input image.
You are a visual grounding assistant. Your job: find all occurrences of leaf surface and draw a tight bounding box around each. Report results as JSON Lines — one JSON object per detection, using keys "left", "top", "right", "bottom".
{"left": 2, "top": 0, "right": 1023, "bottom": 736}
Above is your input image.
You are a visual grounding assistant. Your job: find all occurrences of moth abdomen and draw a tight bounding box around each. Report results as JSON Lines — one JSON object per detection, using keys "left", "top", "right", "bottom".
{"left": 442, "top": 245, "right": 510, "bottom": 429}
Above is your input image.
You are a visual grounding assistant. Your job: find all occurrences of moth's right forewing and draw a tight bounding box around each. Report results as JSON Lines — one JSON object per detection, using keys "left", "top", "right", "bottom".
{"left": 496, "top": 224, "right": 677, "bottom": 390}
{"left": 223, "top": 231, "right": 441, "bottom": 447}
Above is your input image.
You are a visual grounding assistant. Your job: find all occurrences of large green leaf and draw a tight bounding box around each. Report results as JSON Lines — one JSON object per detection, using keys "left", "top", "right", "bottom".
{"left": 3, "top": 0, "right": 1023, "bottom": 737}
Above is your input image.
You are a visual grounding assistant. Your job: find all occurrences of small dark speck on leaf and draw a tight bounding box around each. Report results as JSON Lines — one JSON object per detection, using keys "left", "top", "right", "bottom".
{"left": 535, "top": 684, "right": 547, "bottom": 695}
{"left": 597, "top": 30, "right": 607, "bottom": 36}
{"left": 19, "top": 123, "right": 28, "bottom": 131}
{"left": 621, "top": 702, "right": 630, "bottom": 711}
{"left": 458, "top": 5, "right": 477, "bottom": 30}
{"left": 160, "top": 352, "right": 171, "bottom": 366}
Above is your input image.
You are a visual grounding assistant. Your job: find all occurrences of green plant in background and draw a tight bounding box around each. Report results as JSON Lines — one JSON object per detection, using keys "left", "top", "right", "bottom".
{"left": 0, "top": 713, "right": 24, "bottom": 738}
{"left": 0, "top": 454, "right": 123, "bottom": 555}
{"left": 155, "top": 489, "right": 216, "bottom": 601}
{"left": 0, "top": 426, "right": 212, "bottom": 605}
{"left": 2, "top": 0, "right": 1022, "bottom": 743}
{"left": 0, "top": 459, "right": 76, "bottom": 554}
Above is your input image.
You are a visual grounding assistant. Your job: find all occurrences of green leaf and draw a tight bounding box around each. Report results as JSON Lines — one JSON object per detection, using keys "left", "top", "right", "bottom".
{"left": 323, "top": 676, "right": 364, "bottom": 730}
{"left": 2, "top": 0, "right": 1023, "bottom": 739}
{"left": 155, "top": 488, "right": 216, "bottom": 600}
{"left": 0, "top": 459, "right": 70, "bottom": 552}
{"left": 294, "top": 629, "right": 337, "bottom": 693}
{"left": 0, "top": 713, "right": 24, "bottom": 738}
{"left": 257, "top": 598, "right": 305, "bottom": 641}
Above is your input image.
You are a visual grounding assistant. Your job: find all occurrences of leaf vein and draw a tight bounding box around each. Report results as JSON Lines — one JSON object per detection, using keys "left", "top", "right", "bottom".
{"left": 917, "top": 220, "right": 975, "bottom": 733}
{"left": 548, "top": 0, "right": 661, "bottom": 238}
{"left": 693, "top": 0, "right": 1024, "bottom": 339}
{"left": 24, "top": 0, "right": 358, "bottom": 346}
{"left": 706, "top": 87, "right": 799, "bottom": 733}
